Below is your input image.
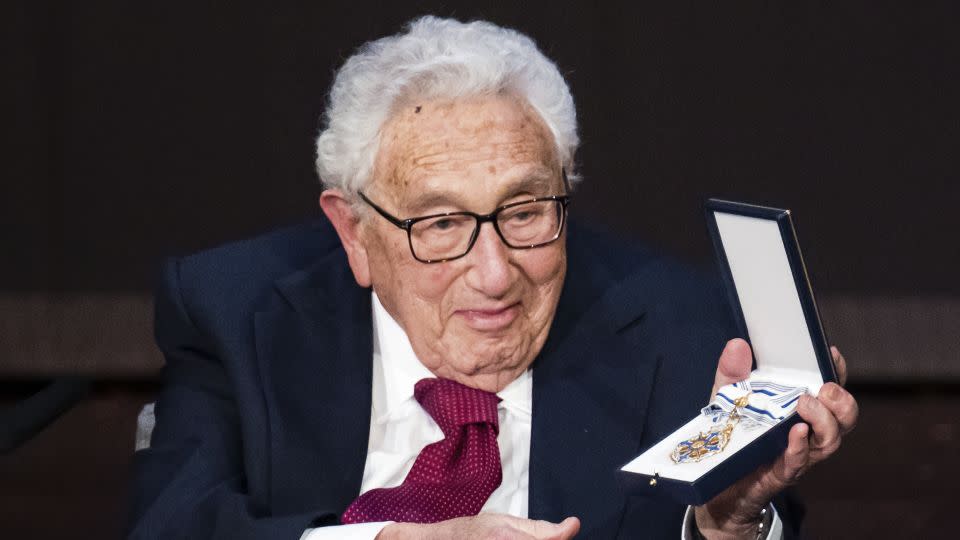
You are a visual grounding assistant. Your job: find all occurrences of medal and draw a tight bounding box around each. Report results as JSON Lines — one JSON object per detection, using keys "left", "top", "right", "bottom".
{"left": 670, "top": 379, "right": 808, "bottom": 465}
{"left": 670, "top": 394, "right": 749, "bottom": 464}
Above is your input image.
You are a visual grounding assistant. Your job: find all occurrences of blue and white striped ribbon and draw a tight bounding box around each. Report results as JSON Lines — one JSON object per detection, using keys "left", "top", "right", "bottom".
{"left": 702, "top": 379, "right": 807, "bottom": 427}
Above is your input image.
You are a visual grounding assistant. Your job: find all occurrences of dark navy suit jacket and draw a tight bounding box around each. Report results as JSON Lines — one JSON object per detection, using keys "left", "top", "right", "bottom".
{"left": 127, "top": 218, "right": 802, "bottom": 539}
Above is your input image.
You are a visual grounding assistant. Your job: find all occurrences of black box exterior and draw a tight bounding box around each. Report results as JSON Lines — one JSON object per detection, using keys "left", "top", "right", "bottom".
{"left": 617, "top": 414, "right": 801, "bottom": 506}
{"left": 617, "top": 199, "right": 837, "bottom": 506}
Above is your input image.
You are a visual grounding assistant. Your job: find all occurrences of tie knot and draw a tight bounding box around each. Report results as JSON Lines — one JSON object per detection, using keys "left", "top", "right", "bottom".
{"left": 414, "top": 378, "right": 500, "bottom": 434}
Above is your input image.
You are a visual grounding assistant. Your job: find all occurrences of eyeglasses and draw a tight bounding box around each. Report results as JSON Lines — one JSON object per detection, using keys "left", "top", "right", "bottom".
{"left": 358, "top": 191, "right": 570, "bottom": 263}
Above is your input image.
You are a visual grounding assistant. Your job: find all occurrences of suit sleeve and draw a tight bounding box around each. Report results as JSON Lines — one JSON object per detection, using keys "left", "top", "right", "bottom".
{"left": 126, "top": 258, "right": 336, "bottom": 540}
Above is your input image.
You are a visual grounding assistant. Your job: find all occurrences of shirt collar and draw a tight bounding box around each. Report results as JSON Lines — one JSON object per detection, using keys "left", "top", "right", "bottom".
{"left": 371, "top": 292, "right": 434, "bottom": 424}
{"left": 498, "top": 367, "right": 532, "bottom": 417}
{"left": 370, "top": 292, "right": 532, "bottom": 423}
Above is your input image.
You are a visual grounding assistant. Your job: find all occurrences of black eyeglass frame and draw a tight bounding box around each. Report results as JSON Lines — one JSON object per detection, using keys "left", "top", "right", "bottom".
{"left": 357, "top": 190, "right": 571, "bottom": 264}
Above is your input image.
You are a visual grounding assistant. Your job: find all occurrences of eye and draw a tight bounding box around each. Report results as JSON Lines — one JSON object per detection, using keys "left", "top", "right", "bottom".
{"left": 420, "top": 215, "right": 473, "bottom": 234}
{"left": 509, "top": 210, "right": 536, "bottom": 222}
{"left": 430, "top": 218, "right": 456, "bottom": 231}
{"left": 503, "top": 205, "right": 544, "bottom": 225}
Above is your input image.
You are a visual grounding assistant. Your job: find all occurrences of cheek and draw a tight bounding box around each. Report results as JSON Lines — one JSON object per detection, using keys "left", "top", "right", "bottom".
{"left": 365, "top": 228, "right": 403, "bottom": 279}
{"left": 412, "top": 264, "right": 459, "bottom": 303}
{"left": 372, "top": 238, "right": 460, "bottom": 314}
{"left": 364, "top": 227, "right": 421, "bottom": 302}
{"left": 515, "top": 244, "right": 567, "bottom": 290}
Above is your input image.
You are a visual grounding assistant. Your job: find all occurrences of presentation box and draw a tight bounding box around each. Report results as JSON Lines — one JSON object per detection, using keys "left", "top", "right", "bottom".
{"left": 618, "top": 199, "right": 838, "bottom": 506}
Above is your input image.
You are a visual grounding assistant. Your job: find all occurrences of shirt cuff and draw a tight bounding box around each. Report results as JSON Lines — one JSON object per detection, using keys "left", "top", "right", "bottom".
{"left": 300, "top": 522, "right": 392, "bottom": 540}
{"left": 681, "top": 504, "right": 783, "bottom": 540}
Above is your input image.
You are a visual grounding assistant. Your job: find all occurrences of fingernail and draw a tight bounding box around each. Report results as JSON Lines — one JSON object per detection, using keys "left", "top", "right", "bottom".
{"left": 825, "top": 384, "right": 842, "bottom": 400}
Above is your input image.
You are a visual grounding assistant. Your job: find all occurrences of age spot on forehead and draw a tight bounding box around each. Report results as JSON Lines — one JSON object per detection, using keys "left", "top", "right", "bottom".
{"left": 374, "top": 95, "right": 558, "bottom": 194}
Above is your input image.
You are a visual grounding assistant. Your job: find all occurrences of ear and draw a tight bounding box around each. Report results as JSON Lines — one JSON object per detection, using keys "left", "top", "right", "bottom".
{"left": 319, "top": 189, "right": 372, "bottom": 287}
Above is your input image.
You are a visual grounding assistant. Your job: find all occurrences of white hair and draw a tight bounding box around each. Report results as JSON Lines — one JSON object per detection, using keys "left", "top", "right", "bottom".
{"left": 315, "top": 16, "right": 580, "bottom": 194}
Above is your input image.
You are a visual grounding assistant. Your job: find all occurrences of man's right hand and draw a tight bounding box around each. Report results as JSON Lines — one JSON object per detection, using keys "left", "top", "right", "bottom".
{"left": 376, "top": 513, "right": 580, "bottom": 539}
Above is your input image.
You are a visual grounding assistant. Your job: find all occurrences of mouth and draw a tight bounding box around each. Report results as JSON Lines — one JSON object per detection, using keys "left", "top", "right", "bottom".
{"left": 455, "top": 302, "right": 521, "bottom": 331}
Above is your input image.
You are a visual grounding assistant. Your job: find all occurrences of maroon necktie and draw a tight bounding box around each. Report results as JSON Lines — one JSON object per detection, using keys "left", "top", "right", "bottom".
{"left": 341, "top": 377, "right": 502, "bottom": 524}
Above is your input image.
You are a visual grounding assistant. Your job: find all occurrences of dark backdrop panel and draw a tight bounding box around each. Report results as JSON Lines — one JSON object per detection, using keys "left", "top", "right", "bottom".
{"left": 3, "top": 1, "right": 958, "bottom": 293}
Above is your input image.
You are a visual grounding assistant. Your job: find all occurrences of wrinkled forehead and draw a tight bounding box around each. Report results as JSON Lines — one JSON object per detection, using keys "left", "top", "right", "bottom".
{"left": 369, "top": 94, "right": 561, "bottom": 208}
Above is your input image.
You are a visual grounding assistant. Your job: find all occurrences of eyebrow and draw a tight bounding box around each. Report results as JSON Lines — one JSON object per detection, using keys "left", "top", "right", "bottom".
{"left": 403, "top": 172, "right": 558, "bottom": 216}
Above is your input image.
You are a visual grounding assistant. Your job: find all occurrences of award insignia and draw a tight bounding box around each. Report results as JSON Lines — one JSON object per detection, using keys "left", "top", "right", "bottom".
{"left": 670, "top": 395, "right": 748, "bottom": 464}
{"left": 670, "top": 379, "right": 808, "bottom": 465}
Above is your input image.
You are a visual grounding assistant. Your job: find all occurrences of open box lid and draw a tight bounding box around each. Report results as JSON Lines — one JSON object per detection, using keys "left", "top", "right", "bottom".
{"left": 705, "top": 199, "right": 838, "bottom": 394}
{"left": 618, "top": 200, "right": 838, "bottom": 504}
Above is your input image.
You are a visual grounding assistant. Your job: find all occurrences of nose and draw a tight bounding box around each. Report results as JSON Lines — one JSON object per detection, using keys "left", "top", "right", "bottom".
{"left": 463, "top": 222, "right": 513, "bottom": 298}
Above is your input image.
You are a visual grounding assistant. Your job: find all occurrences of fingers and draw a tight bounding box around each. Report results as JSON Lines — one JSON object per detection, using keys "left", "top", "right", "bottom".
{"left": 512, "top": 516, "right": 580, "bottom": 539}
{"left": 417, "top": 514, "right": 579, "bottom": 540}
{"left": 712, "top": 339, "right": 753, "bottom": 397}
{"left": 779, "top": 422, "right": 811, "bottom": 483}
{"left": 741, "top": 385, "right": 858, "bottom": 503}
{"left": 797, "top": 394, "right": 841, "bottom": 457}
{"left": 555, "top": 517, "right": 580, "bottom": 540}
{"left": 817, "top": 382, "right": 859, "bottom": 435}
{"left": 831, "top": 346, "right": 848, "bottom": 386}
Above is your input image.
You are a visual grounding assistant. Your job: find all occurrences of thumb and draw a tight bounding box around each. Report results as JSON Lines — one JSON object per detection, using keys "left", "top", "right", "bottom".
{"left": 519, "top": 516, "right": 580, "bottom": 539}
{"left": 711, "top": 338, "right": 753, "bottom": 397}
{"left": 553, "top": 517, "right": 580, "bottom": 539}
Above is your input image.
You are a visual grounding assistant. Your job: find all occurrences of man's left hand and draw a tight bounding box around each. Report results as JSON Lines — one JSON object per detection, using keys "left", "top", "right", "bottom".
{"left": 693, "top": 338, "right": 859, "bottom": 539}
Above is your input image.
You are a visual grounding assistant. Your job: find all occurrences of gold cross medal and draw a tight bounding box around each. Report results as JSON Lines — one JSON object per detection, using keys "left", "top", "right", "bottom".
{"left": 669, "top": 380, "right": 807, "bottom": 464}
{"left": 670, "top": 395, "right": 748, "bottom": 464}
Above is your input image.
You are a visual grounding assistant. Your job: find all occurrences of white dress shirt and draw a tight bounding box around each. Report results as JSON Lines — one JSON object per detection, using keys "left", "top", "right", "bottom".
{"left": 303, "top": 293, "right": 781, "bottom": 539}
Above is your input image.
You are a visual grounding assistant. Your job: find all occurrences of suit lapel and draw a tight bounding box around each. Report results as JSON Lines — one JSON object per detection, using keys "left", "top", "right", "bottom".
{"left": 255, "top": 247, "right": 374, "bottom": 515}
{"left": 528, "top": 255, "right": 660, "bottom": 536}
{"left": 252, "top": 222, "right": 662, "bottom": 531}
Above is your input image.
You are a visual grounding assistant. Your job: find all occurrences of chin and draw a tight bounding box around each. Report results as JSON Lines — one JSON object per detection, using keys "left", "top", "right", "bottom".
{"left": 462, "top": 337, "right": 532, "bottom": 371}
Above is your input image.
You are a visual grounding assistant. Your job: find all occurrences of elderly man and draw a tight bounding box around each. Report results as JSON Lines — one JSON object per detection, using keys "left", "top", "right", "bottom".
{"left": 128, "top": 16, "right": 857, "bottom": 540}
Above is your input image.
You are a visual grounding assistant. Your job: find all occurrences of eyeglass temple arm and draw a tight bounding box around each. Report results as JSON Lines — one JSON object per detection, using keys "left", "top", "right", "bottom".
{"left": 562, "top": 168, "right": 572, "bottom": 194}
{"left": 358, "top": 191, "right": 410, "bottom": 230}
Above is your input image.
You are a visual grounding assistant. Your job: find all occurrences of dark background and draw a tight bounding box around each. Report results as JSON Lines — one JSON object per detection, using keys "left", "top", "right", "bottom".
{"left": 1, "top": 1, "right": 958, "bottom": 538}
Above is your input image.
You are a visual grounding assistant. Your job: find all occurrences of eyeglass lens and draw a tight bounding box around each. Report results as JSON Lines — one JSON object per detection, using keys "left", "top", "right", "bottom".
{"left": 409, "top": 199, "right": 563, "bottom": 261}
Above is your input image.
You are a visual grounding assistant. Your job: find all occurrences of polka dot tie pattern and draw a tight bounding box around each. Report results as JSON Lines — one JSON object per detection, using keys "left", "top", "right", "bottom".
{"left": 341, "top": 377, "right": 502, "bottom": 524}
